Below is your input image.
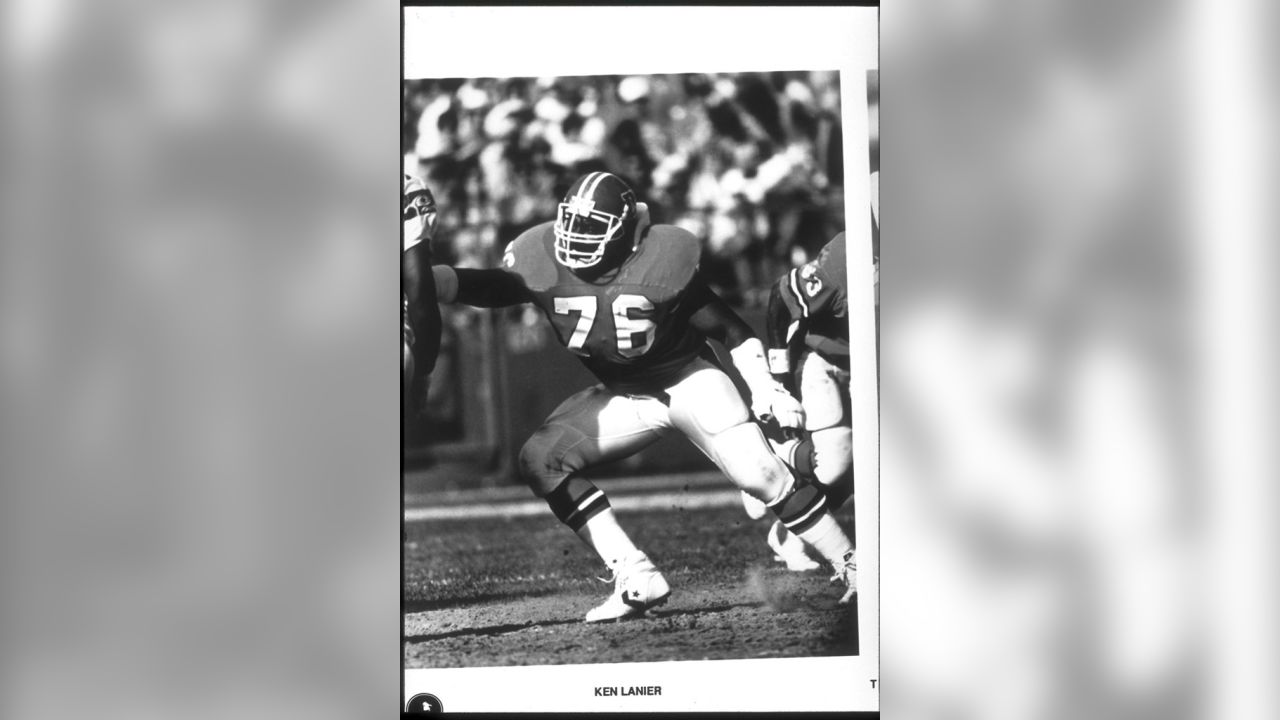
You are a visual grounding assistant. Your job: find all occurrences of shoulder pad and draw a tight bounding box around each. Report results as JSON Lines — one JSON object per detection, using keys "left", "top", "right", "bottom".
{"left": 627, "top": 225, "right": 701, "bottom": 292}
{"left": 502, "top": 222, "right": 559, "bottom": 290}
{"left": 817, "top": 232, "right": 847, "bottom": 287}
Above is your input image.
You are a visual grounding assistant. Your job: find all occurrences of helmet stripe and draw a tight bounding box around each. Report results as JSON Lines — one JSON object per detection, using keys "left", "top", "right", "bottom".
{"left": 583, "top": 171, "right": 611, "bottom": 201}
{"left": 574, "top": 171, "right": 602, "bottom": 201}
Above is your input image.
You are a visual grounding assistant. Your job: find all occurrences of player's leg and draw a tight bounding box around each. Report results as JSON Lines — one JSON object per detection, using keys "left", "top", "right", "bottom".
{"left": 768, "top": 351, "right": 853, "bottom": 505}
{"left": 765, "top": 352, "right": 856, "bottom": 569}
{"left": 666, "top": 360, "right": 857, "bottom": 602}
{"left": 518, "top": 385, "right": 672, "bottom": 621}
{"left": 798, "top": 351, "right": 854, "bottom": 505}
{"left": 402, "top": 296, "right": 415, "bottom": 411}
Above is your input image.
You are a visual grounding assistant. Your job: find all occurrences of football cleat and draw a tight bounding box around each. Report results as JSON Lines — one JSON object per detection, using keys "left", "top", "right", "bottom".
{"left": 585, "top": 553, "right": 671, "bottom": 623}
{"left": 767, "top": 520, "right": 821, "bottom": 572}
{"left": 741, "top": 490, "right": 768, "bottom": 520}
{"left": 831, "top": 550, "right": 857, "bottom": 605}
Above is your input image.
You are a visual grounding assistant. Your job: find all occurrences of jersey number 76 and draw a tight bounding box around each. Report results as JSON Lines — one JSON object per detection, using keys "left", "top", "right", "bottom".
{"left": 553, "top": 295, "right": 656, "bottom": 358}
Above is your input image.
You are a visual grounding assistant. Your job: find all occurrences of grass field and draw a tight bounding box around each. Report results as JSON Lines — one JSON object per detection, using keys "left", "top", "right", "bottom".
{"left": 403, "top": 472, "right": 859, "bottom": 668}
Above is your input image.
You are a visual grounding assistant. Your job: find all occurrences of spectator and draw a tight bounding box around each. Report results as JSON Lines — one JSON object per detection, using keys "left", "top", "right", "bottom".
{"left": 403, "top": 71, "right": 847, "bottom": 306}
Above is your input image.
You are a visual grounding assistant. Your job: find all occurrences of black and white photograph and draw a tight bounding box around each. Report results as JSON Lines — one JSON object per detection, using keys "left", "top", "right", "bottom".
{"left": 402, "top": 6, "right": 879, "bottom": 714}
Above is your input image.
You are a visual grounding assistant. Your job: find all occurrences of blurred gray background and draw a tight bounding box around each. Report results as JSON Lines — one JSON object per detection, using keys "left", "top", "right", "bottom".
{"left": 2, "top": 2, "right": 1276, "bottom": 719}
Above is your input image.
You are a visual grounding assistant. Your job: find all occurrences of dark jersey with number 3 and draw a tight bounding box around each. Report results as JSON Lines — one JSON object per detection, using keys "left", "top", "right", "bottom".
{"left": 776, "top": 232, "right": 849, "bottom": 369}
{"left": 500, "top": 222, "right": 706, "bottom": 394}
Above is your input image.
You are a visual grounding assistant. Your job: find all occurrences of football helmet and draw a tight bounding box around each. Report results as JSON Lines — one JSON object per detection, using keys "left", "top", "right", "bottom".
{"left": 553, "top": 172, "right": 638, "bottom": 271}
{"left": 403, "top": 173, "right": 437, "bottom": 251}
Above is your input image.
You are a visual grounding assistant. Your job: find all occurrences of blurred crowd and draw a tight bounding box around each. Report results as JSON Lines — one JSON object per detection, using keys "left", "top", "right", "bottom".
{"left": 403, "top": 72, "right": 847, "bottom": 306}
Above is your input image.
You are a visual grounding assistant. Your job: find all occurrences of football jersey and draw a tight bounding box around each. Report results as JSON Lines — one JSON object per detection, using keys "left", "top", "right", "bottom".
{"left": 779, "top": 232, "right": 849, "bottom": 367}
{"left": 501, "top": 222, "right": 706, "bottom": 395}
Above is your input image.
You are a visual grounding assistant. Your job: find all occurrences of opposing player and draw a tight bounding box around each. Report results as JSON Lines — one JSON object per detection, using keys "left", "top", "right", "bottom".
{"left": 432, "top": 172, "right": 857, "bottom": 621}
{"left": 403, "top": 173, "right": 442, "bottom": 413}
{"left": 742, "top": 232, "right": 855, "bottom": 571}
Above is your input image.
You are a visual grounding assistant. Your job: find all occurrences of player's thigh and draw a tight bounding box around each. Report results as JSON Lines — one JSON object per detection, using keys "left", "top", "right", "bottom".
{"left": 665, "top": 360, "right": 752, "bottom": 439}
{"left": 799, "top": 351, "right": 851, "bottom": 432}
{"left": 798, "top": 352, "right": 853, "bottom": 490}
{"left": 666, "top": 361, "right": 791, "bottom": 499}
{"left": 519, "top": 384, "right": 668, "bottom": 494}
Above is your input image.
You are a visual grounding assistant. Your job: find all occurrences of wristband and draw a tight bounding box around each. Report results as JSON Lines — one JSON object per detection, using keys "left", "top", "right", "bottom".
{"left": 729, "top": 338, "right": 773, "bottom": 396}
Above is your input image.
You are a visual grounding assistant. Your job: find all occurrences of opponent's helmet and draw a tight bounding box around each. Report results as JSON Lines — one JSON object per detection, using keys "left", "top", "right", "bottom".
{"left": 403, "top": 173, "right": 437, "bottom": 250}
{"left": 553, "top": 172, "right": 638, "bottom": 271}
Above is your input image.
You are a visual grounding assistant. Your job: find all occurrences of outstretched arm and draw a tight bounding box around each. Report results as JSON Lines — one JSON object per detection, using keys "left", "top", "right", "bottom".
{"left": 433, "top": 266, "right": 534, "bottom": 308}
{"left": 686, "top": 277, "right": 756, "bottom": 349}
{"left": 685, "top": 277, "right": 804, "bottom": 429}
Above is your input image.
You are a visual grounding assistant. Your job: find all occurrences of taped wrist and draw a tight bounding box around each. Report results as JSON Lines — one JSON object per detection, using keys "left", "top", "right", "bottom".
{"left": 729, "top": 338, "right": 776, "bottom": 399}
{"left": 432, "top": 265, "right": 458, "bottom": 303}
{"left": 767, "top": 348, "right": 791, "bottom": 375}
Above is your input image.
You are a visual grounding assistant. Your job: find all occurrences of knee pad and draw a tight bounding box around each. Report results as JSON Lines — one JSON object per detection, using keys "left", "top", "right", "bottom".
{"left": 518, "top": 423, "right": 589, "bottom": 497}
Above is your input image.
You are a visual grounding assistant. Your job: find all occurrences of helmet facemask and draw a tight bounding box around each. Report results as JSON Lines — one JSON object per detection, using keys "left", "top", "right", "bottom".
{"left": 554, "top": 195, "right": 632, "bottom": 269}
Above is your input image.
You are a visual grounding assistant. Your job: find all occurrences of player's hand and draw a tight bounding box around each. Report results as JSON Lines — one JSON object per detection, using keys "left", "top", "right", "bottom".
{"left": 760, "top": 415, "right": 801, "bottom": 444}
{"left": 753, "top": 384, "right": 805, "bottom": 431}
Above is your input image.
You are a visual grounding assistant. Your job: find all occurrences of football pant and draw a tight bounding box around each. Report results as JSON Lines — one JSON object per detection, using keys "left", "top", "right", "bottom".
{"left": 798, "top": 351, "right": 853, "bottom": 494}
{"left": 519, "top": 358, "right": 793, "bottom": 504}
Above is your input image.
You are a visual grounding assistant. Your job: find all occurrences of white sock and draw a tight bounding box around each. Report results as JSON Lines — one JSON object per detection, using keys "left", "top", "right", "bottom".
{"left": 793, "top": 512, "right": 854, "bottom": 567}
{"left": 574, "top": 508, "right": 642, "bottom": 569}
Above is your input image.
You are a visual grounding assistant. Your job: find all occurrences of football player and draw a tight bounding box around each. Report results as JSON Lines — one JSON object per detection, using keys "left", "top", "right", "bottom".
{"left": 403, "top": 173, "right": 442, "bottom": 412}
{"left": 742, "top": 231, "right": 855, "bottom": 572}
{"left": 432, "top": 172, "right": 857, "bottom": 621}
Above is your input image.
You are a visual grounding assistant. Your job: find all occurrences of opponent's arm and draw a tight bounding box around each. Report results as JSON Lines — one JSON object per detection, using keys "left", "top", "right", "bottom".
{"left": 403, "top": 243, "right": 441, "bottom": 375}
{"left": 686, "top": 277, "right": 804, "bottom": 429}
{"left": 432, "top": 265, "right": 533, "bottom": 308}
{"left": 402, "top": 175, "right": 441, "bottom": 377}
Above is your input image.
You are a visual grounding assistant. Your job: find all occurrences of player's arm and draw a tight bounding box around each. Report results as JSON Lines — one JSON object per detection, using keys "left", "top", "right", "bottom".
{"left": 403, "top": 243, "right": 441, "bottom": 375}
{"left": 432, "top": 265, "right": 533, "bottom": 308}
{"left": 684, "top": 277, "right": 804, "bottom": 429}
